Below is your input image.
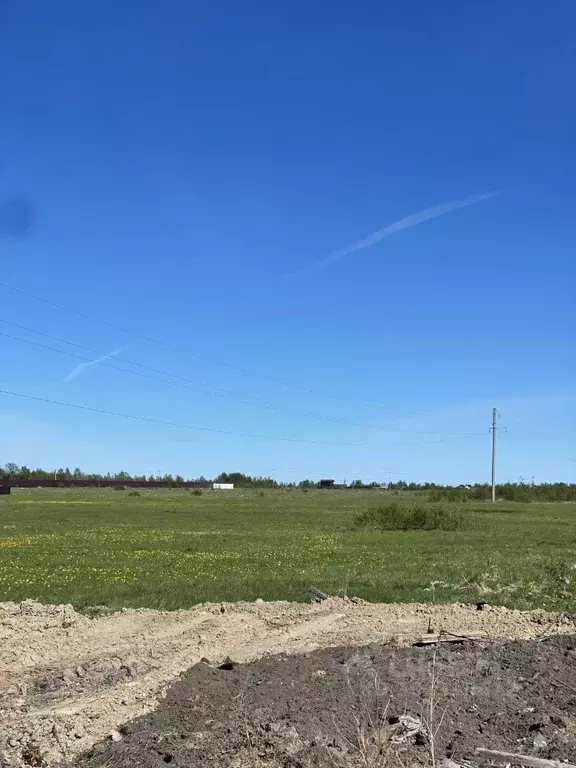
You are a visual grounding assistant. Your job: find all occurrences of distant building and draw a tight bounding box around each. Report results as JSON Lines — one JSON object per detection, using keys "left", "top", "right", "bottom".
{"left": 213, "top": 483, "right": 234, "bottom": 490}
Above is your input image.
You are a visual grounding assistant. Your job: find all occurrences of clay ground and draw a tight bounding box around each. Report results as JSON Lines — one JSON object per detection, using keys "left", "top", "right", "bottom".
{"left": 2, "top": 599, "right": 576, "bottom": 767}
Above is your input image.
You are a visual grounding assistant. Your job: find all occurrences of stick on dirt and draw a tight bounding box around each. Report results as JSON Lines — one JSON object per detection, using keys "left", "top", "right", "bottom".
{"left": 413, "top": 634, "right": 483, "bottom": 647}
{"left": 475, "top": 747, "right": 576, "bottom": 768}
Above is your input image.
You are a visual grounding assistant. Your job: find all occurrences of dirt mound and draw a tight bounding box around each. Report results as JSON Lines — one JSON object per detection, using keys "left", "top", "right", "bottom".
{"left": 75, "top": 635, "right": 576, "bottom": 767}
{"left": 1, "top": 598, "right": 575, "bottom": 767}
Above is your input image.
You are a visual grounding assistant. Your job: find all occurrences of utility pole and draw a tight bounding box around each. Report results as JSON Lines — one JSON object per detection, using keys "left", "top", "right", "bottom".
{"left": 490, "top": 407, "right": 497, "bottom": 503}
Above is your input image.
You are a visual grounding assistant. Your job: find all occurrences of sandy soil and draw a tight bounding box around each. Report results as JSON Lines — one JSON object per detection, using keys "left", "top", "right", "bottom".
{"left": 1, "top": 598, "right": 575, "bottom": 767}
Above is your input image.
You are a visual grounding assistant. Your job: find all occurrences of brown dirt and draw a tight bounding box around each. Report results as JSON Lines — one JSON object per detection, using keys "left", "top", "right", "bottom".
{"left": 75, "top": 635, "right": 576, "bottom": 767}
{"left": 1, "top": 598, "right": 575, "bottom": 767}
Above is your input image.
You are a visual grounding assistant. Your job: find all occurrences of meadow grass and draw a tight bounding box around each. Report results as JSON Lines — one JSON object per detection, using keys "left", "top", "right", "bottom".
{"left": 1, "top": 488, "right": 575, "bottom": 612}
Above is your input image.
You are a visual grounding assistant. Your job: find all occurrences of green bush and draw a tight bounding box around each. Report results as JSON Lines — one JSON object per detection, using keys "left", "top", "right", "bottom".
{"left": 354, "top": 502, "right": 464, "bottom": 531}
{"left": 192, "top": 489, "right": 202, "bottom": 496}
{"left": 128, "top": 490, "right": 140, "bottom": 497}
{"left": 113, "top": 485, "right": 126, "bottom": 492}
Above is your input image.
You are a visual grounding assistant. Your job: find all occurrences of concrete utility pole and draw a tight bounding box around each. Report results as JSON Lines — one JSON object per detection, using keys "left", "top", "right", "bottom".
{"left": 491, "top": 407, "right": 497, "bottom": 503}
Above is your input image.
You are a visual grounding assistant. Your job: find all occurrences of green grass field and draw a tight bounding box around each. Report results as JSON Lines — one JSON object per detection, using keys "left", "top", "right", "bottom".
{"left": 1, "top": 488, "right": 575, "bottom": 612}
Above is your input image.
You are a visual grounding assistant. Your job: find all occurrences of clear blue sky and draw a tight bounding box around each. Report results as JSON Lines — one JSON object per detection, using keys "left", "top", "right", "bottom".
{"left": 1, "top": 0, "right": 575, "bottom": 483}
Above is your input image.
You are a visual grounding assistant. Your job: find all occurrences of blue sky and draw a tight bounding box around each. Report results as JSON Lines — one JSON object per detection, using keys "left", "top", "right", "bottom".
{"left": 1, "top": 0, "right": 574, "bottom": 483}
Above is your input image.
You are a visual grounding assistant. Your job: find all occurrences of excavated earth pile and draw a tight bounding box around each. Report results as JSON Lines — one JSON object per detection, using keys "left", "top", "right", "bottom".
{"left": 75, "top": 634, "right": 576, "bottom": 767}
{"left": 1, "top": 598, "right": 575, "bottom": 767}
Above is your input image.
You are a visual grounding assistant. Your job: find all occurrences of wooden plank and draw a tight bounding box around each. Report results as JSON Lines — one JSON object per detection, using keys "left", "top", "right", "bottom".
{"left": 475, "top": 747, "right": 576, "bottom": 768}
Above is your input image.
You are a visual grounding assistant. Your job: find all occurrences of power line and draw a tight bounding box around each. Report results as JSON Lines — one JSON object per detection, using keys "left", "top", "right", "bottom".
{"left": 0, "top": 387, "right": 482, "bottom": 449}
{"left": 0, "top": 388, "right": 369, "bottom": 446}
{"left": 270, "top": 468, "right": 408, "bottom": 477}
{"left": 0, "top": 280, "right": 455, "bottom": 420}
{"left": 0, "top": 321, "right": 484, "bottom": 437}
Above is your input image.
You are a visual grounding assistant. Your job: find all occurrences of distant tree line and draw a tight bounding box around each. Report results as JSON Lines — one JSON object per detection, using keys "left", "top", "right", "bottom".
{"left": 0, "top": 465, "right": 277, "bottom": 489}
{"left": 1, "top": 464, "right": 574, "bottom": 500}
{"left": 0, "top": 463, "right": 197, "bottom": 486}
{"left": 425, "top": 482, "right": 576, "bottom": 503}
{"left": 386, "top": 480, "right": 576, "bottom": 502}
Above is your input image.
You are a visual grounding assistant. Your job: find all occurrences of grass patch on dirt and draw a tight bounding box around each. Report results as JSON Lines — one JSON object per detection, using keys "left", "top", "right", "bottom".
{"left": 1, "top": 488, "right": 576, "bottom": 611}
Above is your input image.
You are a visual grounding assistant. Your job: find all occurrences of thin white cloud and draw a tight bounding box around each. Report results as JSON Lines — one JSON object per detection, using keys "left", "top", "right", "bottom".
{"left": 63, "top": 346, "right": 126, "bottom": 383}
{"left": 293, "top": 190, "right": 500, "bottom": 275}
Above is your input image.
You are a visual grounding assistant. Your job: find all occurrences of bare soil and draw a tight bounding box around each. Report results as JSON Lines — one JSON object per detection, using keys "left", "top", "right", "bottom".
{"left": 76, "top": 635, "right": 576, "bottom": 768}
{"left": 1, "top": 598, "right": 575, "bottom": 767}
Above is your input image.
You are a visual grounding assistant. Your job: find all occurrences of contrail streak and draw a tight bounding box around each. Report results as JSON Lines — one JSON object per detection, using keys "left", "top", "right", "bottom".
{"left": 294, "top": 190, "right": 500, "bottom": 274}
{"left": 63, "top": 346, "right": 126, "bottom": 383}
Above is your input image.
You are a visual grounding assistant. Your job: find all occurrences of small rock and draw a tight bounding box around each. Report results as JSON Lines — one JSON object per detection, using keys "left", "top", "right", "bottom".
{"left": 314, "top": 669, "right": 327, "bottom": 677}
{"left": 533, "top": 732, "right": 547, "bottom": 750}
{"left": 109, "top": 730, "right": 122, "bottom": 742}
{"left": 391, "top": 714, "right": 424, "bottom": 743}
{"left": 255, "top": 598, "right": 265, "bottom": 604}
{"left": 7, "top": 738, "right": 18, "bottom": 748}
{"left": 75, "top": 665, "right": 86, "bottom": 678}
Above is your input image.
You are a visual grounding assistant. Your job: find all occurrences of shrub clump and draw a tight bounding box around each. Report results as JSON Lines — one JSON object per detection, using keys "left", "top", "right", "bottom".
{"left": 354, "top": 502, "right": 464, "bottom": 531}
{"left": 128, "top": 490, "right": 141, "bottom": 497}
{"left": 191, "top": 489, "right": 202, "bottom": 496}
